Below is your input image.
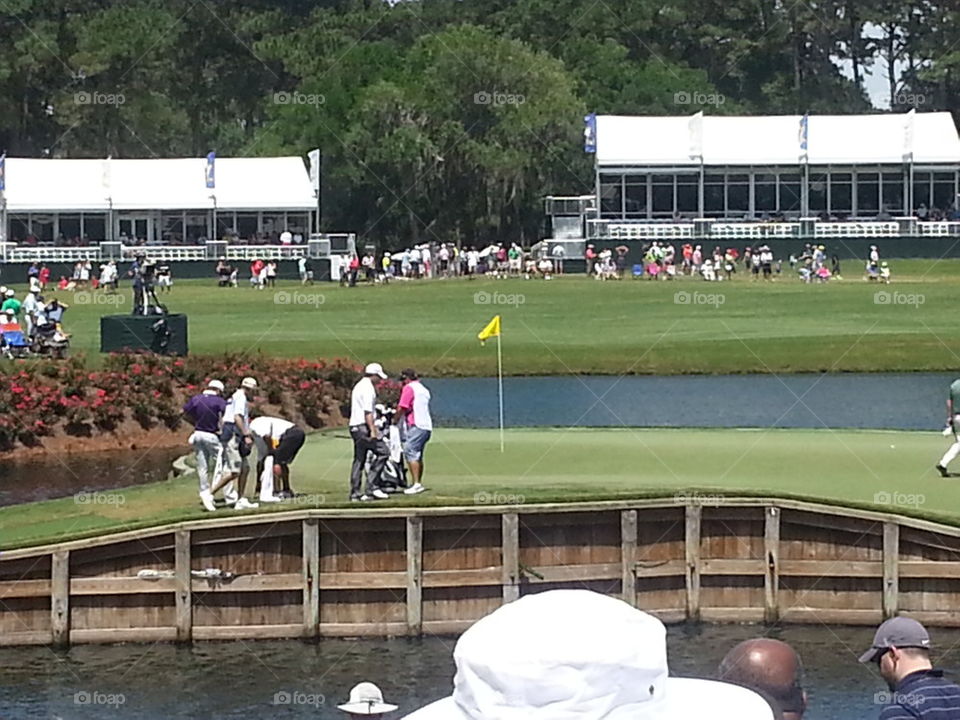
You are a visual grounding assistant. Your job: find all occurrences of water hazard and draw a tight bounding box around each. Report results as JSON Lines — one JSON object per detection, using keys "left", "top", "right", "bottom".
{"left": 1, "top": 623, "right": 958, "bottom": 719}
{"left": 429, "top": 373, "right": 953, "bottom": 431}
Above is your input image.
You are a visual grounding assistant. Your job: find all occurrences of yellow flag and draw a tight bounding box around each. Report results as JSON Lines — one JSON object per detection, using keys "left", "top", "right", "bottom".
{"left": 478, "top": 315, "right": 501, "bottom": 344}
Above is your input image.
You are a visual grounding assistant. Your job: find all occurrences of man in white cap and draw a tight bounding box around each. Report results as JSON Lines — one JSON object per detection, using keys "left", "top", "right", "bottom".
{"left": 182, "top": 380, "right": 227, "bottom": 512}
{"left": 349, "top": 363, "right": 391, "bottom": 501}
{"left": 209, "top": 377, "right": 258, "bottom": 509}
{"left": 401, "top": 589, "right": 775, "bottom": 720}
{"left": 338, "top": 682, "right": 398, "bottom": 716}
{"left": 1, "top": 288, "right": 21, "bottom": 321}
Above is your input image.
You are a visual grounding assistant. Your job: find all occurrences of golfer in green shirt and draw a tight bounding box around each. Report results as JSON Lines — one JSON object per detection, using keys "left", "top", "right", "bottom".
{"left": 936, "top": 378, "right": 960, "bottom": 476}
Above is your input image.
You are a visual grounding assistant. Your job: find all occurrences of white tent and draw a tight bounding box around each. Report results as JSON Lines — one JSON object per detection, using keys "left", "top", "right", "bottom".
{"left": 595, "top": 112, "right": 960, "bottom": 167}
{"left": 2, "top": 156, "right": 316, "bottom": 212}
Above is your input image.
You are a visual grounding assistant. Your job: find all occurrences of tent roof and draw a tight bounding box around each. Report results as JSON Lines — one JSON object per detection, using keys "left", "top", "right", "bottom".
{"left": 595, "top": 112, "right": 960, "bottom": 167}
{"left": 2, "top": 156, "right": 316, "bottom": 212}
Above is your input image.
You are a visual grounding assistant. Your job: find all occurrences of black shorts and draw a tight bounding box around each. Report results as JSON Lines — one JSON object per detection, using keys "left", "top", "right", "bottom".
{"left": 274, "top": 426, "right": 305, "bottom": 465}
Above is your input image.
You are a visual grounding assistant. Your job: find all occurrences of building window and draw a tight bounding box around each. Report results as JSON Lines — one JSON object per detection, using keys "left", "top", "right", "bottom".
{"left": 755, "top": 173, "right": 777, "bottom": 214}
{"left": 58, "top": 215, "right": 81, "bottom": 243}
{"left": 912, "top": 171, "right": 932, "bottom": 212}
{"left": 857, "top": 172, "right": 880, "bottom": 215}
{"left": 676, "top": 174, "right": 698, "bottom": 216}
{"left": 726, "top": 174, "right": 749, "bottom": 215}
{"left": 933, "top": 172, "right": 956, "bottom": 212}
{"left": 809, "top": 172, "right": 828, "bottom": 214}
{"left": 881, "top": 172, "right": 904, "bottom": 215}
{"left": 829, "top": 173, "right": 852, "bottom": 217}
{"left": 704, "top": 174, "right": 724, "bottom": 217}
{"left": 779, "top": 174, "right": 801, "bottom": 214}
{"left": 84, "top": 215, "right": 106, "bottom": 241}
{"left": 236, "top": 212, "right": 259, "bottom": 240}
{"left": 8, "top": 215, "right": 29, "bottom": 241}
{"left": 651, "top": 174, "right": 674, "bottom": 217}
{"left": 599, "top": 174, "right": 623, "bottom": 218}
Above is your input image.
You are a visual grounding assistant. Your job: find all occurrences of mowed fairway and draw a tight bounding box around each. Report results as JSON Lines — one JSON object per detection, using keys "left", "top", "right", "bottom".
{"left": 3, "top": 259, "right": 960, "bottom": 375}
{"left": 2, "top": 428, "right": 956, "bottom": 549}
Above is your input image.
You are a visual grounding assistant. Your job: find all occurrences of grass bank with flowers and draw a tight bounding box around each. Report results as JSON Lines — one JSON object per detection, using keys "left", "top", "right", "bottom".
{"left": 0, "top": 353, "right": 367, "bottom": 453}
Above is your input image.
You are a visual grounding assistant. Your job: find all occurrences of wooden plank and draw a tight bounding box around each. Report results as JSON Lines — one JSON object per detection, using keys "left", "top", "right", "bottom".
{"left": 883, "top": 522, "right": 900, "bottom": 618}
{"left": 699, "top": 559, "right": 766, "bottom": 575}
{"left": 621, "top": 510, "right": 638, "bottom": 607}
{"left": 778, "top": 560, "right": 883, "bottom": 578}
{"left": 319, "top": 622, "right": 409, "bottom": 638}
{"left": 899, "top": 561, "right": 960, "bottom": 578}
{"left": 0, "top": 579, "right": 51, "bottom": 599}
{"left": 193, "top": 624, "right": 303, "bottom": 641}
{"left": 685, "top": 505, "right": 701, "bottom": 622}
{"left": 175, "top": 529, "right": 191, "bottom": 643}
{"left": 502, "top": 513, "right": 520, "bottom": 604}
{"left": 320, "top": 571, "right": 408, "bottom": 590}
{"left": 422, "top": 568, "right": 501, "bottom": 588}
{"left": 406, "top": 516, "right": 423, "bottom": 636}
{"left": 70, "top": 627, "right": 177, "bottom": 644}
{"left": 701, "top": 607, "right": 766, "bottom": 623}
{"left": 521, "top": 563, "right": 621, "bottom": 584}
{"left": 302, "top": 519, "right": 319, "bottom": 638}
{"left": 192, "top": 574, "right": 302, "bottom": 592}
{"left": 422, "top": 619, "right": 479, "bottom": 635}
{"left": 765, "top": 506, "right": 780, "bottom": 623}
{"left": 780, "top": 607, "right": 882, "bottom": 625}
{"left": 902, "top": 611, "right": 960, "bottom": 628}
{"left": 634, "top": 559, "right": 686, "bottom": 578}
{"left": 70, "top": 577, "right": 176, "bottom": 595}
{"left": 50, "top": 551, "right": 70, "bottom": 648}
{"left": 0, "top": 630, "right": 53, "bottom": 646}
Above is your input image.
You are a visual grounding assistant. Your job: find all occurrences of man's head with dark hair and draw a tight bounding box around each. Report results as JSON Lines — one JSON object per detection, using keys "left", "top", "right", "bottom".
{"left": 718, "top": 638, "right": 806, "bottom": 719}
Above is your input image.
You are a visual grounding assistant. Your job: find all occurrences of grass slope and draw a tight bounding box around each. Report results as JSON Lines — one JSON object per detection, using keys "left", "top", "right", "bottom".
{"left": 4, "top": 259, "right": 960, "bottom": 376}
{"left": 2, "top": 428, "right": 956, "bottom": 549}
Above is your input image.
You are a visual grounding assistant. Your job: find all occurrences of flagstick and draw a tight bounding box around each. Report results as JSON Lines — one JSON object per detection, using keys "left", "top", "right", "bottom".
{"left": 497, "top": 331, "right": 504, "bottom": 453}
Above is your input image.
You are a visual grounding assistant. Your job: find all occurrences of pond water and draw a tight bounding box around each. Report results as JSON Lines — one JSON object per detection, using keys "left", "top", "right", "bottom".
{"left": 0, "top": 447, "right": 183, "bottom": 507}
{"left": 1, "top": 622, "right": 957, "bottom": 719}
{"left": 429, "top": 373, "right": 954, "bottom": 431}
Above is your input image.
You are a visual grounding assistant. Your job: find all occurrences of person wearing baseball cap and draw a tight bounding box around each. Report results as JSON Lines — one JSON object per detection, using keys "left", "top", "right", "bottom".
{"left": 183, "top": 380, "right": 227, "bottom": 512}
{"left": 402, "top": 589, "right": 775, "bottom": 720}
{"left": 348, "top": 363, "right": 391, "bottom": 501}
{"left": 860, "top": 616, "right": 960, "bottom": 718}
{"left": 209, "top": 377, "right": 258, "bottom": 509}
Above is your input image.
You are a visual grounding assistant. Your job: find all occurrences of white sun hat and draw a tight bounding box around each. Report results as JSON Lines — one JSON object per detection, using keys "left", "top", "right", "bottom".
{"left": 364, "top": 362, "right": 387, "bottom": 379}
{"left": 401, "top": 590, "right": 775, "bottom": 720}
{"left": 338, "top": 682, "right": 398, "bottom": 715}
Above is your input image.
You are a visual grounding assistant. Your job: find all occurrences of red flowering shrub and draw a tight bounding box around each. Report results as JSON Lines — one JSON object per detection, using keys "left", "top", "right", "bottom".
{"left": 0, "top": 353, "right": 358, "bottom": 449}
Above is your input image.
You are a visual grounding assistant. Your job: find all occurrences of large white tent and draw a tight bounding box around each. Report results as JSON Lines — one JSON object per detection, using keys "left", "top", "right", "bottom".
{"left": 595, "top": 112, "right": 960, "bottom": 167}
{"left": 593, "top": 112, "right": 960, "bottom": 220}
{"left": 0, "top": 156, "right": 317, "bottom": 243}
{"left": 2, "top": 156, "right": 316, "bottom": 212}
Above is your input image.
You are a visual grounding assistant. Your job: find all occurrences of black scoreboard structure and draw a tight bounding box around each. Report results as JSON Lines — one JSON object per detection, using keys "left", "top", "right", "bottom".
{"left": 100, "top": 314, "right": 189, "bottom": 356}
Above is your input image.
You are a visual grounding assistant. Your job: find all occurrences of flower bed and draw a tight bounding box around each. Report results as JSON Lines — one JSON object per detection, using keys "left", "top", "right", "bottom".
{"left": 0, "top": 354, "right": 364, "bottom": 452}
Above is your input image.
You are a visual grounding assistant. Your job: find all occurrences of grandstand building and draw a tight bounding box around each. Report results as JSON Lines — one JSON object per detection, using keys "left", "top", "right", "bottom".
{"left": 0, "top": 156, "right": 317, "bottom": 245}
{"left": 593, "top": 112, "right": 960, "bottom": 221}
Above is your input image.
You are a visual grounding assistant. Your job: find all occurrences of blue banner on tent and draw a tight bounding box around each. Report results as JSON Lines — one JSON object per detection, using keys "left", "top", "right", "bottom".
{"left": 0, "top": 153, "right": 6, "bottom": 192}
{"left": 205, "top": 151, "right": 216, "bottom": 189}
{"left": 584, "top": 113, "right": 597, "bottom": 154}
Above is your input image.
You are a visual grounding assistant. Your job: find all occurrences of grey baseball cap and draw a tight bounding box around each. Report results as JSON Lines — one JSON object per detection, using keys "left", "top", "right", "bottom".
{"left": 859, "top": 617, "right": 931, "bottom": 663}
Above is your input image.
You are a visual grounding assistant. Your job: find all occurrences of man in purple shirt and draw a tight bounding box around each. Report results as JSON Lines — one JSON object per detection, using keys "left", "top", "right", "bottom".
{"left": 183, "top": 380, "right": 227, "bottom": 512}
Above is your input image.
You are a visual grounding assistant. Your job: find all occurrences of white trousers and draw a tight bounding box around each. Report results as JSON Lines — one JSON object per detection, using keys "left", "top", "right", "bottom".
{"left": 941, "top": 415, "right": 960, "bottom": 467}
{"left": 190, "top": 431, "right": 222, "bottom": 494}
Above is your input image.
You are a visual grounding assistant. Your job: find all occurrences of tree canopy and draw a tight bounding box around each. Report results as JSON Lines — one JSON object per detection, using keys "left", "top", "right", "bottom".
{"left": 0, "top": 0, "right": 954, "bottom": 246}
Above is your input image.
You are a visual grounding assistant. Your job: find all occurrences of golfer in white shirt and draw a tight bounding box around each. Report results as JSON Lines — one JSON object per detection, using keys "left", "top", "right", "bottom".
{"left": 249, "top": 415, "right": 305, "bottom": 502}
{"left": 349, "top": 363, "right": 391, "bottom": 501}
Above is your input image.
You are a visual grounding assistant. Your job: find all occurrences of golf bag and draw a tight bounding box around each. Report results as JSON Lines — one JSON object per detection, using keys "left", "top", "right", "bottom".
{"left": 366, "top": 404, "right": 408, "bottom": 493}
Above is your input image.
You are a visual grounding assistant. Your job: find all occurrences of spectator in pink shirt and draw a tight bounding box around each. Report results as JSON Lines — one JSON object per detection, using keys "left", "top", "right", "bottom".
{"left": 395, "top": 368, "right": 432, "bottom": 495}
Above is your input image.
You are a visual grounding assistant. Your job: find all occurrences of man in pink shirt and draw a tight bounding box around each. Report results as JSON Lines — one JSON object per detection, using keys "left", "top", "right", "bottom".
{"left": 395, "top": 368, "right": 432, "bottom": 495}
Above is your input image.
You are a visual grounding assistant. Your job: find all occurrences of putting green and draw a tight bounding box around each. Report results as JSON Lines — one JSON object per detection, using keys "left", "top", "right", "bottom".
{"left": 2, "top": 427, "right": 957, "bottom": 550}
